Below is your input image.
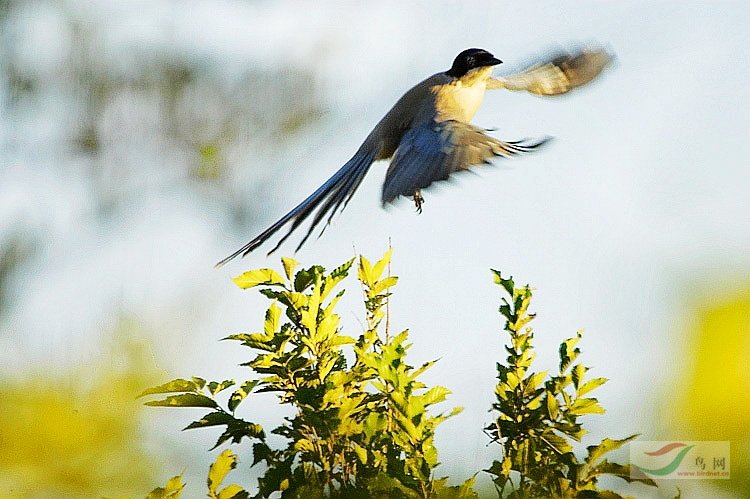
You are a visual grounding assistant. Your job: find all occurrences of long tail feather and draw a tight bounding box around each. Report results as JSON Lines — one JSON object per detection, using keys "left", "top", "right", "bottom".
{"left": 215, "top": 148, "right": 378, "bottom": 268}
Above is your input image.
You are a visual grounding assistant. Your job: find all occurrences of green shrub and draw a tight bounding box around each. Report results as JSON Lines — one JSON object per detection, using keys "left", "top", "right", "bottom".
{"left": 142, "top": 251, "right": 666, "bottom": 499}
{"left": 142, "top": 250, "right": 473, "bottom": 498}
{"left": 485, "top": 271, "right": 657, "bottom": 498}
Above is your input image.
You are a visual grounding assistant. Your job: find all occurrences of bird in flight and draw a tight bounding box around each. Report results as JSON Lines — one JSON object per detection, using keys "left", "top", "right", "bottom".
{"left": 216, "top": 47, "right": 612, "bottom": 267}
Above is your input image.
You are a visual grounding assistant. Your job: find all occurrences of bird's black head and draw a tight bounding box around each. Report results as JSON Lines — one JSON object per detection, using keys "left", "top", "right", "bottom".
{"left": 447, "top": 48, "right": 503, "bottom": 78}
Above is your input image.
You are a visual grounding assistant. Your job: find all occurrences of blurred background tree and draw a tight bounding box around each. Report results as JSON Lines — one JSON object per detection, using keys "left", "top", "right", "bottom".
{"left": 1, "top": 1, "right": 326, "bottom": 495}
{"left": 0, "top": 319, "right": 161, "bottom": 497}
{"left": 663, "top": 285, "right": 750, "bottom": 497}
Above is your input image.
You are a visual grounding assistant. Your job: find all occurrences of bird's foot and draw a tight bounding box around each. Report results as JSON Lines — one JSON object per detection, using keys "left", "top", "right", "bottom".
{"left": 413, "top": 191, "right": 424, "bottom": 214}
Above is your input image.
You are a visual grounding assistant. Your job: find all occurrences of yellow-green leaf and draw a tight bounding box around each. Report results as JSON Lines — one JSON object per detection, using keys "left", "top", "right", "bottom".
{"left": 283, "top": 291, "right": 308, "bottom": 310}
{"left": 371, "top": 276, "right": 398, "bottom": 295}
{"left": 208, "top": 449, "right": 238, "bottom": 495}
{"left": 280, "top": 257, "right": 299, "bottom": 280}
{"left": 184, "top": 411, "right": 234, "bottom": 430}
{"left": 577, "top": 377, "right": 608, "bottom": 397}
{"left": 322, "top": 258, "right": 354, "bottom": 299}
{"left": 501, "top": 456, "right": 512, "bottom": 478}
{"left": 422, "top": 386, "right": 451, "bottom": 407}
{"left": 331, "top": 334, "right": 356, "bottom": 347}
{"left": 546, "top": 392, "right": 559, "bottom": 419}
{"left": 559, "top": 331, "right": 582, "bottom": 371}
{"left": 570, "top": 397, "right": 606, "bottom": 415}
{"left": 542, "top": 432, "right": 574, "bottom": 454}
{"left": 491, "top": 270, "right": 515, "bottom": 297}
{"left": 525, "top": 370, "right": 548, "bottom": 393}
{"left": 228, "top": 380, "right": 260, "bottom": 412}
{"left": 586, "top": 435, "right": 639, "bottom": 465}
{"left": 322, "top": 291, "right": 344, "bottom": 316}
{"left": 138, "top": 378, "right": 201, "bottom": 398}
{"left": 207, "top": 380, "right": 235, "bottom": 396}
{"left": 424, "top": 441, "right": 439, "bottom": 467}
{"left": 217, "top": 484, "right": 246, "bottom": 499}
{"left": 352, "top": 442, "right": 368, "bottom": 464}
{"left": 294, "top": 438, "right": 315, "bottom": 453}
{"left": 264, "top": 303, "right": 281, "bottom": 335}
{"left": 395, "top": 413, "right": 421, "bottom": 443}
{"left": 232, "top": 269, "right": 285, "bottom": 289}
{"left": 316, "top": 314, "right": 339, "bottom": 341}
{"left": 370, "top": 247, "right": 393, "bottom": 283}
{"left": 572, "top": 363, "right": 587, "bottom": 389}
{"left": 506, "top": 371, "right": 520, "bottom": 389}
{"left": 336, "top": 393, "right": 366, "bottom": 422}
{"left": 409, "top": 360, "right": 435, "bottom": 381}
{"left": 146, "top": 474, "right": 185, "bottom": 498}
{"left": 144, "top": 393, "right": 218, "bottom": 408}
{"left": 318, "top": 356, "right": 337, "bottom": 382}
{"left": 357, "top": 255, "right": 374, "bottom": 286}
{"left": 301, "top": 278, "right": 322, "bottom": 333}
{"left": 526, "top": 392, "right": 544, "bottom": 410}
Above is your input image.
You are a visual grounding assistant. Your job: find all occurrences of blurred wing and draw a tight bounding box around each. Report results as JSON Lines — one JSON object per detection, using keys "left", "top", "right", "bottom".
{"left": 381, "top": 120, "right": 547, "bottom": 205}
{"left": 488, "top": 48, "right": 612, "bottom": 95}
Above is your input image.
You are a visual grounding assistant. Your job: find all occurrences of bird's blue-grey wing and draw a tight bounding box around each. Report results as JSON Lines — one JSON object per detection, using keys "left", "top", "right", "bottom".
{"left": 381, "top": 120, "right": 547, "bottom": 205}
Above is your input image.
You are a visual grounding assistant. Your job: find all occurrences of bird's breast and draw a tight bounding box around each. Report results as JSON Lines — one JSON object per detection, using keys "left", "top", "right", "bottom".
{"left": 434, "top": 80, "right": 488, "bottom": 123}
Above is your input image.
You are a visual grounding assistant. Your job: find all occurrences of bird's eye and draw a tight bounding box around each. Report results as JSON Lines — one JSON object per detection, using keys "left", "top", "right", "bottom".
{"left": 466, "top": 56, "right": 475, "bottom": 67}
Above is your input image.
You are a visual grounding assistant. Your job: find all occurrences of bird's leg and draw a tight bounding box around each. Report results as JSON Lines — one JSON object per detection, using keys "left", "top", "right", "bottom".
{"left": 413, "top": 190, "right": 424, "bottom": 214}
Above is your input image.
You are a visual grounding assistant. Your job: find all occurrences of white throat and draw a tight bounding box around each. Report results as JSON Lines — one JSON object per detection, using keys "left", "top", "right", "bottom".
{"left": 450, "top": 66, "right": 493, "bottom": 122}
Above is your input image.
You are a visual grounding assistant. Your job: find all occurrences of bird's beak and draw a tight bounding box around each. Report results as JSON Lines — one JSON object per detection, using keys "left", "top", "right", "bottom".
{"left": 486, "top": 57, "right": 503, "bottom": 66}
